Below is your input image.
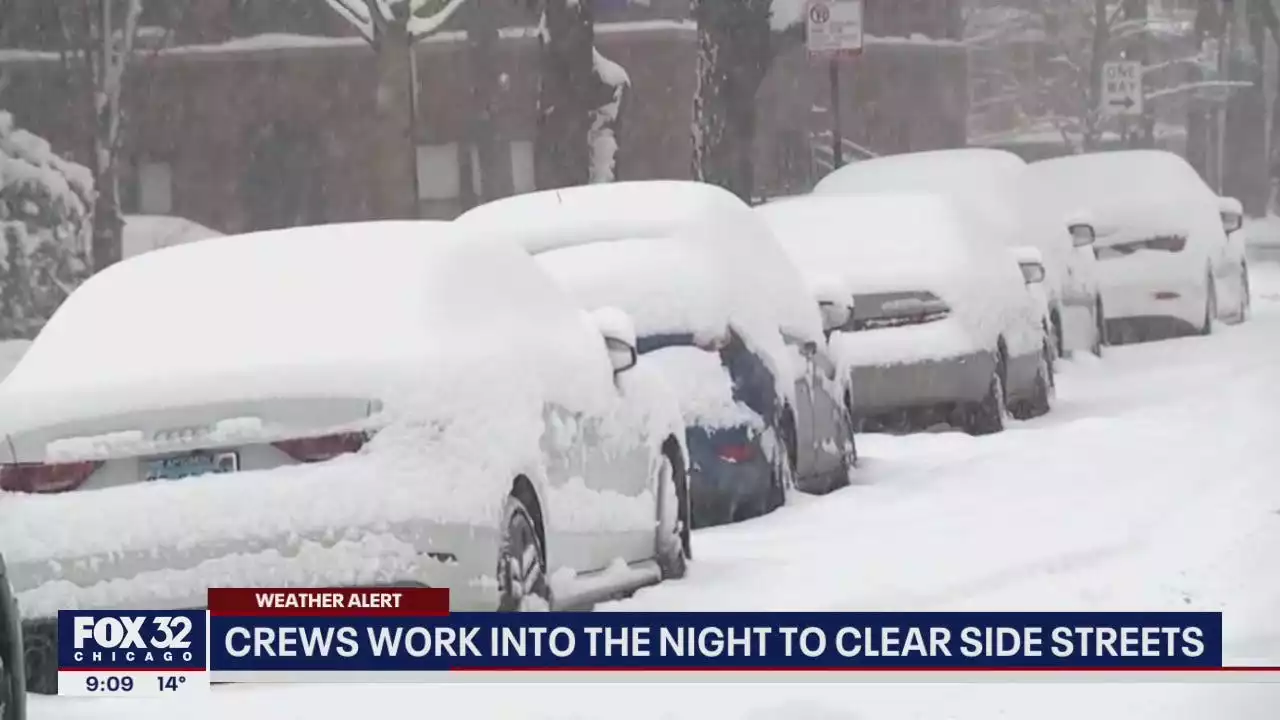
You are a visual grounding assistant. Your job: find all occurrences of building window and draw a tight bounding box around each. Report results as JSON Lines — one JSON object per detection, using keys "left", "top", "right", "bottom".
{"left": 510, "top": 141, "right": 536, "bottom": 194}
{"left": 416, "top": 143, "right": 461, "bottom": 200}
{"left": 138, "top": 160, "right": 173, "bottom": 215}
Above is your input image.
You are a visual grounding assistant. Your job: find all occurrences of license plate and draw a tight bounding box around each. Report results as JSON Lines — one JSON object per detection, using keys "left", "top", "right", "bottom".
{"left": 145, "top": 451, "right": 239, "bottom": 482}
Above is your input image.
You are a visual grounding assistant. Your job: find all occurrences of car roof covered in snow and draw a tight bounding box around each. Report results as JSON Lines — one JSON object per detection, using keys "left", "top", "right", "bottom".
{"left": 457, "top": 180, "right": 825, "bottom": 386}
{"left": 534, "top": 236, "right": 736, "bottom": 341}
{"left": 0, "top": 221, "right": 615, "bottom": 428}
{"left": 812, "top": 148, "right": 1070, "bottom": 245}
{"left": 755, "top": 193, "right": 990, "bottom": 296}
{"left": 1025, "top": 150, "right": 1221, "bottom": 242}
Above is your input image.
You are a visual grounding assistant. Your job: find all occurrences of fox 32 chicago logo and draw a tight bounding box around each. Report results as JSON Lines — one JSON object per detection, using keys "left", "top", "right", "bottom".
{"left": 58, "top": 611, "right": 206, "bottom": 669}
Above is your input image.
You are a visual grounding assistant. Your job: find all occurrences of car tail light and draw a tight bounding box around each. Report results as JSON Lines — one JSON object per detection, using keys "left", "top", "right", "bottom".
{"left": 716, "top": 444, "right": 755, "bottom": 463}
{"left": 272, "top": 432, "right": 368, "bottom": 463}
{"left": 0, "top": 461, "right": 101, "bottom": 493}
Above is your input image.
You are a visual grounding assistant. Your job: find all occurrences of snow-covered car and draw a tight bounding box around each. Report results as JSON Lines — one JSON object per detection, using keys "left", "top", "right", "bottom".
{"left": 755, "top": 194, "right": 1053, "bottom": 434}
{"left": 456, "top": 180, "right": 857, "bottom": 524}
{"left": 812, "top": 148, "right": 1106, "bottom": 358}
{"left": 1025, "top": 150, "right": 1250, "bottom": 341}
{"left": 0, "top": 221, "right": 693, "bottom": 687}
{"left": 0, "top": 552, "right": 23, "bottom": 720}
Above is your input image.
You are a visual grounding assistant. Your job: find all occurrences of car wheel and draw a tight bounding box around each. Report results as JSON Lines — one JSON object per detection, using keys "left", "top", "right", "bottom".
{"left": 496, "top": 495, "right": 550, "bottom": 612}
{"left": 655, "top": 449, "right": 690, "bottom": 580}
{"left": 1016, "top": 346, "right": 1054, "bottom": 420}
{"left": 1200, "top": 273, "right": 1217, "bottom": 336}
{"left": 0, "top": 569, "right": 25, "bottom": 720}
{"left": 966, "top": 353, "right": 1009, "bottom": 436}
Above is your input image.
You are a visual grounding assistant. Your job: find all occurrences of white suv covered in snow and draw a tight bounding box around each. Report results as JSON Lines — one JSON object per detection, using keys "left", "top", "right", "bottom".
{"left": 812, "top": 148, "right": 1106, "bottom": 358}
{"left": 0, "top": 222, "right": 692, "bottom": 690}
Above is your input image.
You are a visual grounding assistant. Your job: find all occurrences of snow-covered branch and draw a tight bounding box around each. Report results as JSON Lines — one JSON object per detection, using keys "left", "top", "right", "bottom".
{"left": 1144, "top": 79, "right": 1254, "bottom": 101}
{"left": 323, "top": 0, "right": 375, "bottom": 42}
{"left": 405, "top": 0, "right": 471, "bottom": 39}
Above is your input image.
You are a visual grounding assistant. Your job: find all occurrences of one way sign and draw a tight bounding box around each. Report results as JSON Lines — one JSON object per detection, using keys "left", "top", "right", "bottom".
{"left": 1101, "top": 61, "right": 1143, "bottom": 117}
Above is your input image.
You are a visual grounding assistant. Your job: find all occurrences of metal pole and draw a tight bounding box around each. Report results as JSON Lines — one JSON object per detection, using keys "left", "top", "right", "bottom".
{"left": 830, "top": 57, "right": 844, "bottom": 168}
{"left": 1216, "top": 0, "right": 1232, "bottom": 192}
{"left": 408, "top": 41, "right": 421, "bottom": 217}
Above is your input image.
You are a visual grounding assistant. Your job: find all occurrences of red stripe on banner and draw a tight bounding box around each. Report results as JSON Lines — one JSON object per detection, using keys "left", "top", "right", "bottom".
{"left": 207, "top": 587, "right": 449, "bottom": 616}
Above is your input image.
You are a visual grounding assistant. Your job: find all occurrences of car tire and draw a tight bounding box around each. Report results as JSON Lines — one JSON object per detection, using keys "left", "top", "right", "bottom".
{"left": 1015, "top": 346, "right": 1054, "bottom": 420}
{"left": 0, "top": 564, "right": 24, "bottom": 720}
{"left": 656, "top": 448, "right": 690, "bottom": 580}
{"left": 496, "top": 494, "right": 551, "bottom": 612}
{"left": 966, "top": 352, "right": 1009, "bottom": 436}
{"left": 1200, "top": 273, "right": 1217, "bottom": 336}
{"left": 1050, "top": 312, "right": 1065, "bottom": 359}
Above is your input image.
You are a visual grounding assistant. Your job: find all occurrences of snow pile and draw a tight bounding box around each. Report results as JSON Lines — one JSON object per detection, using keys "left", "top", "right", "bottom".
{"left": 644, "top": 346, "right": 765, "bottom": 431}
{"left": 122, "top": 214, "right": 222, "bottom": 258}
{"left": 457, "top": 180, "right": 824, "bottom": 391}
{"left": 755, "top": 194, "right": 1042, "bottom": 365}
{"left": 589, "top": 48, "right": 630, "bottom": 183}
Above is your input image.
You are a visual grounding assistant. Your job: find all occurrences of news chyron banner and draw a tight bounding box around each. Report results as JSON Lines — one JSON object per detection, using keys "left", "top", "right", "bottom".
{"left": 59, "top": 588, "right": 1231, "bottom": 695}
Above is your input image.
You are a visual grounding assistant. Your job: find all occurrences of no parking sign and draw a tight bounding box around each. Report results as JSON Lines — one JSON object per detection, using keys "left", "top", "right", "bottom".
{"left": 807, "top": 0, "right": 864, "bottom": 60}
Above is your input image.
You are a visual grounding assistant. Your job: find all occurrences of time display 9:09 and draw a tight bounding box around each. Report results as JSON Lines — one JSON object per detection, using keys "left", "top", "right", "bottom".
{"left": 85, "top": 676, "right": 134, "bottom": 693}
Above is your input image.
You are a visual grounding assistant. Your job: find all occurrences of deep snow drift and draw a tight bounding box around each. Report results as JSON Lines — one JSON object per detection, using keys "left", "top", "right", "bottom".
{"left": 26, "top": 263, "right": 1280, "bottom": 719}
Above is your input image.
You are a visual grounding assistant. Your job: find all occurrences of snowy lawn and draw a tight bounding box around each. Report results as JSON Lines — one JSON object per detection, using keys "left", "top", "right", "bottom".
{"left": 27, "top": 263, "right": 1280, "bottom": 719}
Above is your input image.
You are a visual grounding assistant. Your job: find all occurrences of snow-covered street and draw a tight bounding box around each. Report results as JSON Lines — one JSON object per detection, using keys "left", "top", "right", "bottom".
{"left": 26, "top": 266, "right": 1280, "bottom": 718}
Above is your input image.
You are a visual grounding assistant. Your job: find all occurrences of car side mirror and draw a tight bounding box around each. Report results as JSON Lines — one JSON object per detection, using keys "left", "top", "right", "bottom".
{"left": 1068, "top": 223, "right": 1096, "bottom": 248}
{"left": 1218, "top": 197, "right": 1244, "bottom": 234}
{"left": 604, "top": 336, "right": 638, "bottom": 374}
{"left": 802, "top": 340, "right": 819, "bottom": 358}
{"left": 588, "top": 306, "right": 639, "bottom": 374}
{"left": 818, "top": 300, "right": 853, "bottom": 333}
{"left": 1019, "top": 261, "right": 1046, "bottom": 285}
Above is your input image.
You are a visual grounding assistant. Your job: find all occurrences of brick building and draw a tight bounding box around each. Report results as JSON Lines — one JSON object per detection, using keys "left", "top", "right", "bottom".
{"left": 0, "top": 0, "right": 967, "bottom": 234}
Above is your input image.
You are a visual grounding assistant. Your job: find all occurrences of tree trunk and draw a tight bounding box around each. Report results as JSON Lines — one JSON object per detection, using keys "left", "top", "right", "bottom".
{"left": 1123, "top": 0, "right": 1155, "bottom": 147}
{"left": 1222, "top": 0, "right": 1270, "bottom": 214}
{"left": 1084, "top": 0, "right": 1109, "bottom": 151}
{"left": 370, "top": 24, "right": 420, "bottom": 219}
{"left": 691, "top": 0, "right": 772, "bottom": 202}
{"left": 1186, "top": 0, "right": 1220, "bottom": 179}
{"left": 465, "top": 0, "right": 512, "bottom": 204}
{"left": 536, "top": 0, "right": 596, "bottom": 190}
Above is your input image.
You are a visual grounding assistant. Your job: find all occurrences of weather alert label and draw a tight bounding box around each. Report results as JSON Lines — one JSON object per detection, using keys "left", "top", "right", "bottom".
{"left": 57, "top": 610, "right": 209, "bottom": 697}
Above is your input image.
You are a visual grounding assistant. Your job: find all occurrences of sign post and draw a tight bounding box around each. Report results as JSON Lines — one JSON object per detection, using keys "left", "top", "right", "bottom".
{"left": 1101, "top": 60, "right": 1143, "bottom": 118}
{"left": 807, "top": 0, "right": 864, "bottom": 169}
